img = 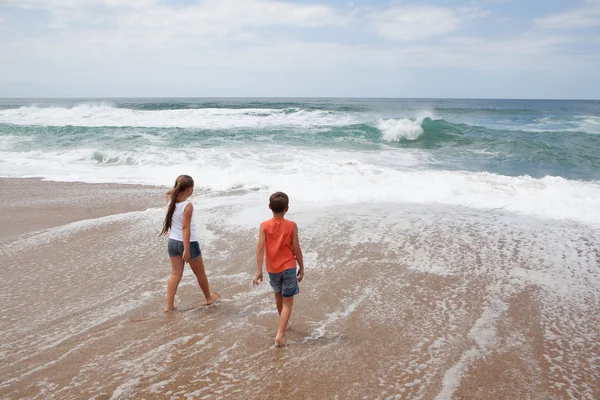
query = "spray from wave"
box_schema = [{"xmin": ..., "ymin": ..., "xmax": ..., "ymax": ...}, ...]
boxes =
[{"xmin": 377, "ymin": 112, "xmax": 436, "ymax": 141}]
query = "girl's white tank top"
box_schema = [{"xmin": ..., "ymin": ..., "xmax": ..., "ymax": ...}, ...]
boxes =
[{"xmin": 169, "ymin": 200, "xmax": 198, "ymax": 242}]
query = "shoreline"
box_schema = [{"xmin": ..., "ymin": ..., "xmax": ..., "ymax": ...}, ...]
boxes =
[{"xmin": 0, "ymin": 177, "xmax": 166, "ymax": 239}]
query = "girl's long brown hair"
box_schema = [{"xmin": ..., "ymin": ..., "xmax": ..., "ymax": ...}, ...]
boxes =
[{"xmin": 161, "ymin": 175, "xmax": 194, "ymax": 236}]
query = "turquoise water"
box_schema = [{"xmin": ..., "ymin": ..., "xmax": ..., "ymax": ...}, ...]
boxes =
[
  {"xmin": 0, "ymin": 98, "xmax": 599, "ymax": 224},
  {"xmin": 1, "ymin": 98, "xmax": 598, "ymax": 179}
]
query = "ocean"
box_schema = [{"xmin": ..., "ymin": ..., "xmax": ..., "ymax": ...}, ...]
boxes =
[
  {"xmin": 1, "ymin": 98, "xmax": 599, "ymax": 399},
  {"xmin": 1, "ymin": 98, "xmax": 599, "ymax": 224}
]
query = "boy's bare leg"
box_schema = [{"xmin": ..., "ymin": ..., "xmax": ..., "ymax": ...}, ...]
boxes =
[
  {"xmin": 274, "ymin": 293, "xmax": 283, "ymax": 315},
  {"xmin": 275, "ymin": 296, "xmax": 293, "ymax": 346},
  {"xmin": 165, "ymin": 257, "xmax": 184, "ymax": 311},
  {"xmin": 189, "ymin": 256, "xmax": 219, "ymax": 305}
]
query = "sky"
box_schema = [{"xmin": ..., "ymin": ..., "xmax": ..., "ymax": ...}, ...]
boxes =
[{"xmin": 0, "ymin": 0, "xmax": 599, "ymax": 99}]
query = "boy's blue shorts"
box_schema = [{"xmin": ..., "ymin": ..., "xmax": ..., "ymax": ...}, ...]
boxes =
[{"xmin": 268, "ymin": 268, "xmax": 299, "ymax": 298}]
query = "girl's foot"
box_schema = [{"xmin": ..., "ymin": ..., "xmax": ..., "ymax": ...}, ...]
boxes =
[
  {"xmin": 164, "ymin": 306, "xmax": 177, "ymax": 312},
  {"xmin": 274, "ymin": 336, "xmax": 285, "ymax": 347},
  {"xmin": 205, "ymin": 292, "xmax": 220, "ymax": 306}
]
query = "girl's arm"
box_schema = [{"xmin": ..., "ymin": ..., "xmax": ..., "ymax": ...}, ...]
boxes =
[{"xmin": 181, "ymin": 203, "xmax": 193, "ymax": 261}]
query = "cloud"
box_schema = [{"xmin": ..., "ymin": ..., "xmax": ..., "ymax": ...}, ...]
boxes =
[
  {"xmin": 9, "ymin": 0, "xmax": 162, "ymax": 9},
  {"xmin": 369, "ymin": 5, "xmax": 461, "ymax": 41},
  {"xmin": 534, "ymin": 1, "xmax": 600, "ymax": 30},
  {"xmin": 1, "ymin": 0, "xmax": 599, "ymax": 98},
  {"xmin": 456, "ymin": 4, "xmax": 491, "ymax": 20},
  {"xmin": 11, "ymin": 0, "xmax": 345, "ymax": 33},
  {"xmin": 0, "ymin": 1, "xmax": 589, "ymax": 72}
]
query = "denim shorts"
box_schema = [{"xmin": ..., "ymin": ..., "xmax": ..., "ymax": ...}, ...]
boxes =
[
  {"xmin": 268, "ymin": 268, "xmax": 299, "ymax": 298},
  {"xmin": 168, "ymin": 239, "xmax": 202, "ymax": 261}
]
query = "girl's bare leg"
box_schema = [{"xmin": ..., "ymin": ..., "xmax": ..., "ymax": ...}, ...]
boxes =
[
  {"xmin": 165, "ymin": 256, "xmax": 184, "ymax": 311},
  {"xmin": 189, "ymin": 256, "xmax": 219, "ymax": 305}
]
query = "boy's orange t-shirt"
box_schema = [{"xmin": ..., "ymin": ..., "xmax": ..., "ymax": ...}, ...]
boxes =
[{"xmin": 263, "ymin": 218, "xmax": 297, "ymax": 274}]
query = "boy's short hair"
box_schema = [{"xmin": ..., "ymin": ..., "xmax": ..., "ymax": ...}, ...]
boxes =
[{"xmin": 269, "ymin": 192, "xmax": 289, "ymax": 213}]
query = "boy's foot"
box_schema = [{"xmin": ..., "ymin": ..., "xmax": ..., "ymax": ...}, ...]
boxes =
[
  {"xmin": 164, "ymin": 306, "xmax": 177, "ymax": 312},
  {"xmin": 205, "ymin": 292, "xmax": 220, "ymax": 306}
]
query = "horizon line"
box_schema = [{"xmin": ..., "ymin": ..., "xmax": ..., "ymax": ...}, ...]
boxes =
[{"xmin": 1, "ymin": 96, "xmax": 599, "ymax": 101}]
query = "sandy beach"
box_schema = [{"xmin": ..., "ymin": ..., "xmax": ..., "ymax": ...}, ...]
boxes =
[{"xmin": 1, "ymin": 178, "xmax": 599, "ymax": 399}]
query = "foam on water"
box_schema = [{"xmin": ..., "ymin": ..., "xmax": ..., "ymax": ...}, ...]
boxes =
[
  {"xmin": 435, "ymin": 281, "xmax": 513, "ymax": 400},
  {"xmin": 579, "ymin": 116, "xmax": 600, "ymax": 133},
  {"xmin": 495, "ymin": 115, "xmax": 600, "ymax": 134},
  {"xmin": 0, "ymin": 104, "xmax": 358, "ymax": 129},
  {"xmin": 1, "ymin": 142, "xmax": 599, "ymax": 226},
  {"xmin": 306, "ymin": 287, "xmax": 373, "ymax": 342},
  {"xmin": 108, "ymin": 334, "xmax": 201, "ymax": 400},
  {"xmin": 302, "ymin": 206, "xmax": 600, "ymax": 399},
  {"xmin": 0, "ymin": 135, "xmax": 33, "ymax": 150}
]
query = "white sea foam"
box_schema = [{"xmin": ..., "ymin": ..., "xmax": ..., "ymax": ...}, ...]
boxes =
[
  {"xmin": 499, "ymin": 115, "xmax": 600, "ymax": 134},
  {"xmin": 579, "ymin": 115, "xmax": 600, "ymax": 133},
  {"xmin": 0, "ymin": 104, "xmax": 358, "ymax": 129},
  {"xmin": 0, "ymin": 135, "xmax": 33, "ymax": 150},
  {"xmin": 1, "ymin": 144, "xmax": 599, "ymax": 226}
]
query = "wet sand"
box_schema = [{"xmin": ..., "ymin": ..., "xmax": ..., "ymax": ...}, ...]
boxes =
[
  {"xmin": 0, "ymin": 178, "xmax": 165, "ymax": 239},
  {"xmin": 1, "ymin": 178, "xmax": 599, "ymax": 399}
]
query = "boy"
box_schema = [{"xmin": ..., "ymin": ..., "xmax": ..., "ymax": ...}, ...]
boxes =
[{"xmin": 253, "ymin": 192, "xmax": 304, "ymax": 346}]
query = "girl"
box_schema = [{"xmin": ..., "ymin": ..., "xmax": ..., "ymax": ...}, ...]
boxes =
[{"xmin": 161, "ymin": 175, "xmax": 219, "ymax": 311}]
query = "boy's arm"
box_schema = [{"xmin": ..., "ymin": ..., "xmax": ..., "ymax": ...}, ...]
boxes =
[
  {"xmin": 292, "ymin": 223, "xmax": 304, "ymax": 282},
  {"xmin": 181, "ymin": 203, "xmax": 193, "ymax": 262},
  {"xmin": 166, "ymin": 188, "xmax": 174, "ymax": 202},
  {"xmin": 253, "ymin": 223, "xmax": 266, "ymax": 285}
]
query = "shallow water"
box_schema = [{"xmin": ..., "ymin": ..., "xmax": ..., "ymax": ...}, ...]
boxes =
[{"xmin": 1, "ymin": 188, "xmax": 598, "ymax": 399}]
